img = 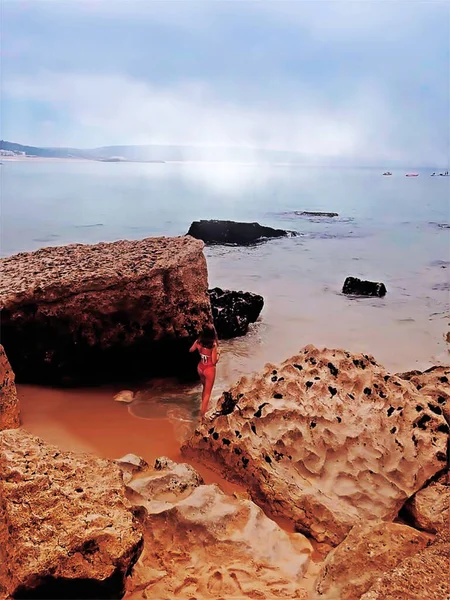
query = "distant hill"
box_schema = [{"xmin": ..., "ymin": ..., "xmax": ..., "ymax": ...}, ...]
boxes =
[
  {"xmin": 2, "ymin": 139, "xmax": 443, "ymax": 168},
  {"xmin": 0, "ymin": 139, "xmax": 312, "ymax": 163}
]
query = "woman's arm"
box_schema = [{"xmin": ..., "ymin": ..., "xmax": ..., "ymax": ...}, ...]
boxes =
[
  {"xmin": 189, "ymin": 340, "xmax": 199, "ymax": 353},
  {"xmin": 212, "ymin": 344, "xmax": 219, "ymax": 365}
]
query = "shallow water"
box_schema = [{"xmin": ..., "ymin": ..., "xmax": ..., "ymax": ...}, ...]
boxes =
[{"xmin": 3, "ymin": 160, "xmax": 449, "ymax": 443}]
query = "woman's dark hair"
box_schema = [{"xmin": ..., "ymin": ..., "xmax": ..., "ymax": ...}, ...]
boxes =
[{"xmin": 198, "ymin": 324, "xmax": 217, "ymax": 349}]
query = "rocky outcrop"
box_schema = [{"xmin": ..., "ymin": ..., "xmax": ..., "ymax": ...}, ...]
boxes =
[
  {"xmin": 182, "ymin": 345, "xmax": 449, "ymax": 545},
  {"xmin": 0, "ymin": 429, "xmax": 143, "ymax": 599},
  {"xmin": 0, "ymin": 236, "xmax": 212, "ymax": 385},
  {"xmin": 123, "ymin": 456, "xmax": 312, "ymax": 599},
  {"xmin": 403, "ymin": 475, "xmax": 450, "ymax": 534},
  {"xmin": 313, "ymin": 521, "xmax": 431, "ymax": 600},
  {"xmin": 0, "ymin": 346, "xmax": 20, "ymax": 430},
  {"xmin": 124, "ymin": 456, "xmax": 204, "ymax": 511},
  {"xmin": 187, "ymin": 220, "xmax": 294, "ymax": 245},
  {"xmin": 360, "ymin": 526, "xmax": 450, "ymax": 600},
  {"xmin": 209, "ymin": 287, "xmax": 264, "ymax": 338},
  {"xmin": 115, "ymin": 453, "xmax": 149, "ymax": 484},
  {"xmin": 342, "ymin": 276, "xmax": 387, "ymax": 297}
]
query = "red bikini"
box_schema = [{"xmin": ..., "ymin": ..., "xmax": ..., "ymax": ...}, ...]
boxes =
[{"xmin": 198, "ymin": 346, "xmax": 215, "ymax": 375}]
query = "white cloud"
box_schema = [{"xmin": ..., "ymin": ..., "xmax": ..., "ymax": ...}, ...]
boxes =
[{"xmin": 7, "ymin": 70, "xmax": 443, "ymax": 166}]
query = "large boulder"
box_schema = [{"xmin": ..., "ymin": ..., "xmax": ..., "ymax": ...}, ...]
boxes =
[
  {"xmin": 209, "ymin": 287, "xmax": 264, "ymax": 338},
  {"xmin": 342, "ymin": 276, "xmax": 387, "ymax": 297},
  {"xmin": 187, "ymin": 219, "xmax": 294, "ymax": 245},
  {"xmin": 0, "ymin": 236, "xmax": 212, "ymax": 385},
  {"xmin": 313, "ymin": 521, "xmax": 431, "ymax": 600},
  {"xmin": 0, "ymin": 429, "xmax": 143, "ymax": 599},
  {"xmin": 360, "ymin": 526, "xmax": 450, "ymax": 600},
  {"xmin": 124, "ymin": 457, "xmax": 312, "ymax": 599},
  {"xmin": 182, "ymin": 345, "xmax": 449, "ymax": 545},
  {"xmin": 403, "ymin": 476, "xmax": 450, "ymax": 534},
  {"xmin": 0, "ymin": 345, "xmax": 20, "ymax": 430}
]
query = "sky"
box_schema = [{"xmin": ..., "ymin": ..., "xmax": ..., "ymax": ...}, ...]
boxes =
[{"xmin": 2, "ymin": 0, "xmax": 450, "ymax": 166}]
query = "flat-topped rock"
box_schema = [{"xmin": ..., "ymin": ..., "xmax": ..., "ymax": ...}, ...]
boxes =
[
  {"xmin": 0, "ymin": 236, "xmax": 212, "ymax": 384},
  {"xmin": 182, "ymin": 345, "xmax": 448, "ymax": 545},
  {"xmin": 187, "ymin": 220, "xmax": 294, "ymax": 245},
  {"xmin": 0, "ymin": 345, "xmax": 20, "ymax": 430},
  {"xmin": 296, "ymin": 211, "xmax": 339, "ymax": 217},
  {"xmin": 0, "ymin": 429, "xmax": 143, "ymax": 599}
]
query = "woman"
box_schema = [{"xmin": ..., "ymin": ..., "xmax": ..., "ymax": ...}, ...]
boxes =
[{"xmin": 189, "ymin": 325, "xmax": 219, "ymax": 416}]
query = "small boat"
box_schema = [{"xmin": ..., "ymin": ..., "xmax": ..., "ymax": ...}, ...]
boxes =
[
  {"xmin": 431, "ymin": 172, "xmax": 436, "ymax": 176},
  {"xmin": 382, "ymin": 172, "xmax": 392, "ymax": 176},
  {"xmin": 439, "ymin": 171, "xmax": 449, "ymax": 176},
  {"xmin": 405, "ymin": 173, "xmax": 419, "ymax": 177}
]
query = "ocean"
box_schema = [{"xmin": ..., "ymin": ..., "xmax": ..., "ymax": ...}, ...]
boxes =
[{"xmin": 2, "ymin": 160, "xmax": 449, "ymax": 428}]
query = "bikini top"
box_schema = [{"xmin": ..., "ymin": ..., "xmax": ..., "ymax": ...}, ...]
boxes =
[{"xmin": 199, "ymin": 345, "xmax": 214, "ymax": 364}]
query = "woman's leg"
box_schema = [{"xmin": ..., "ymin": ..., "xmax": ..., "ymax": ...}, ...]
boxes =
[{"xmin": 200, "ymin": 367, "xmax": 216, "ymax": 416}]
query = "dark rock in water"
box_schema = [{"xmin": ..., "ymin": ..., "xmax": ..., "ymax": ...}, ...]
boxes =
[
  {"xmin": 209, "ymin": 288, "xmax": 264, "ymax": 338},
  {"xmin": 430, "ymin": 222, "xmax": 450, "ymax": 229},
  {"xmin": 0, "ymin": 237, "xmax": 212, "ymax": 385},
  {"xmin": 295, "ymin": 211, "xmax": 339, "ymax": 217},
  {"xmin": 187, "ymin": 220, "xmax": 294, "ymax": 245},
  {"xmin": 342, "ymin": 277, "xmax": 387, "ymax": 297}
]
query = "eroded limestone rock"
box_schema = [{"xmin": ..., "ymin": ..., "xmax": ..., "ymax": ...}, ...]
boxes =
[
  {"xmin": 124, "ymin": 457, "xmax": 312, "ymax": 599},
  {"xmin": 125, "ymin": 456, "xmax": 204, "ymax": 510},
  {"xmin": 313, "ymin": 521, "xmax": 431, "ymax": 600},
  {"xmin": 0, "ymin": 236, "xmax": 211, "ymax": 384},
  {"xmin": 0, "ymin": 345, "xmax": 20, "ymax": 430},
  {"xmin": 182, "ymin": 345, "xmax": 449, "ymax": 545},
  {"xmin": 127, "ymin": 483, "xmax": 312, "ymax": 599},
  {"xmin": 115, "ymin": 453, "xmax": 149, "ymax": 484},
  {"xmin": 404, "ymin": 477, "xmax": 450, "ymax": 534},
  {"xmin": 0, "ymin": 430, "xmax": 142, "ymax": 599},
  {"xmin": 360, "ymin": 526, "xmax": 450, "ymax": 600}
]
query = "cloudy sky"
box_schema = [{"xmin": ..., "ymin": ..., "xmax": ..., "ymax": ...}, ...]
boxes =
[{"xmin": 2, "ymin": 0, "xmax": 449, "ymax": 165}]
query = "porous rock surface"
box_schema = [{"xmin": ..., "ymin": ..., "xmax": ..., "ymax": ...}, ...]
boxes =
[
  {"xmin": 403, "ymin": 473, "xmax": 450, "ymax": 534},
  {"xmin": 0, "ymin": 236, "xmax": 211, "ymax": 384},
  {"xmin": 124, "ymin": 456, "xmax": 204, "ymax": 511},
  {"xmin": 0, "ymin": 429, "xmax": 143, "ymax": 599},
  {"xmin": 209, "ymin": 287, "xmax": 264, "ymax": 338},
  {"xmin": 313, "ymin": 521, "xmax": 431, "ymax": 600},
  {"xmin": 182, "ymin": 345, "xmax": 449, "ymax": 545},
  {"xmin": 187, "ymin": 219, "xmax": 294, "ymax": 245},
  {"xmin": 124, "ymin": 456, "xmax": 312, "ymax": 599},
  {"xmin": 360, "ymin": 525, "xmax": 450, "ymax": 600},
  {"xmin": 0, "ymin": 345, "xmax": 20, "ymax": 430}
]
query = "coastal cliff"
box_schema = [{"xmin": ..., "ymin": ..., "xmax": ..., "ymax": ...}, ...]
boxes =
[{"xmin": 0, "ymin": 236, "xmax": 212, "ymax": 385}]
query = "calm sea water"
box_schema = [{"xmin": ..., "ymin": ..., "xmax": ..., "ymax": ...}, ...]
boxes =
[{"xmin": 2, "ymin": 160, "xmax": 449, "ymax": 421}]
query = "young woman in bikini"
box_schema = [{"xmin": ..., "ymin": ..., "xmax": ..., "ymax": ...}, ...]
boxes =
[{"xmin": 189, "ymin": 325, "xmax": 219, "ymax": 416}]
